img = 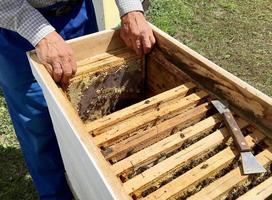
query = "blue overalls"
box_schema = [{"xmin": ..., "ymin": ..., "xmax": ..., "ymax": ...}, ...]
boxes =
[{"xmin": 0, "ymin": 1, "xmax": 98, "ymax": 199}]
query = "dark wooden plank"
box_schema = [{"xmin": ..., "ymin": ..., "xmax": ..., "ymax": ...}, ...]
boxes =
[{"xmin": 151, "ymin": 25, "xmax": 272, "ymax": 138}]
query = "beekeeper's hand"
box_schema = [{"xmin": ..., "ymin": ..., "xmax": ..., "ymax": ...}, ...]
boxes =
[
  {"xmin": 35, "ymin": 31, "xmax": 77, "ymax": 85},
  {"xmin": 120, "ymin": 11, "xmax": 156, "ymax": 56}
]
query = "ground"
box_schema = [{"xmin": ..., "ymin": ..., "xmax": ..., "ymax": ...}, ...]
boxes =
[{"xmin": 0, "ymin": 0, "xmax": 271, "ymax": 199}]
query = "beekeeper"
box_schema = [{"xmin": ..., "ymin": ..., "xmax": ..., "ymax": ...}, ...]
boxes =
[{"xmin": 0, "ymin": 0, "xmax": 155, "ymax": 199}]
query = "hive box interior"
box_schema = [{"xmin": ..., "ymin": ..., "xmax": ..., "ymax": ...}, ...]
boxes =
[
  {"xmin": 65, "ymin": 48, "xmax": 145, "ymax": 122},
  {"xmin": 61, "ymin": 39, "xmax": 272, "ymax": 200},
  {"xmin": 64, "ymin": 45, "xmax": 190, "ymax": 124}
]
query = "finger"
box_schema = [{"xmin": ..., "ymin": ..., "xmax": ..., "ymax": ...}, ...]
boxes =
[
  {"xmin": 132, "ymin": 38, "xmax": 143, "ymax": 56},
  {"xmin": 67, "ymin": 48, "xmax": 77, "ymax": 76},
  {"xmin": 150, "ymin": 34, "xmax": 156, "ymax": 47},
  {"xmin": 44, "ymin": 63, "xmax": 53, "ymax": 77},
  {"xmin": 120, "ymin": 29, "xmax": 133, "ymax": 49},
  {"xmin": 129, "ymin": 25, "xmax": 143, "ymax": 55},
  {"xmin": 52, "ymin": 62, "xmax": 63, "ymax": 83},
  {"xmin": 124, "ymin": 36, "xmax": 134, "ymax": 49},
  {"xmin": 70, "ymin": 56, "xmax": 77, "ymax": 76},
  {"xmin": 141, "ymin": 34, "xmax": 152, "ymax": 54},
  {"xmin": 61, "ymin": 57, "xmax": 73, "ymax": 85},
  {"xmin": 136, "ymin": 39, "xmax": 143, "ymax": 56},
  {"xmin": 127, "ymin": 38, "xmax": 134, "ymax": 50}
]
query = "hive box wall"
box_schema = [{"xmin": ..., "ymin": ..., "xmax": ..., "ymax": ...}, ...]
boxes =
[
  {"xmin": 27, "ymin": 25, "xmax": 272, "ymax": 200},
  {"xmin": 150, "ymin": 24, "xmax": 272, "ymax": 137},
  {"xmin": 27, "ymin": 30, "xmax": 132, "ymax": 200}
]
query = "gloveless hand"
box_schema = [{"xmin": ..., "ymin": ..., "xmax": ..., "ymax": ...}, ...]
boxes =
[
  {"xmin": 35, "ymin": 31, "xmax": 77, "ymax": 85},
  {"xmin": 120, "ymin": 11, "xmax": 156, "ymax": 56}
]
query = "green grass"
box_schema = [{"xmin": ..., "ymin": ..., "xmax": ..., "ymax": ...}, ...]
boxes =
[
  {"xmin": 0, "ymin": 1, "xmax": 271, "ymax": 199},
  {"xmin": 147, "ymin": 0, "xmax": 272, "ymax": 96}
]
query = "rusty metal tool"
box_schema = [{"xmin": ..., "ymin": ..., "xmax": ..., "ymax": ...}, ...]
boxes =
[{"xmin": 211, "ymin": 100, "xmax": 266, "ymax": 175}]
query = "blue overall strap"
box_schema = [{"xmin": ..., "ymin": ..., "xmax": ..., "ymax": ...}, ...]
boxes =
[{"xmin": 0, "ymin": 0, "xmax": 97, "ymax": 199}]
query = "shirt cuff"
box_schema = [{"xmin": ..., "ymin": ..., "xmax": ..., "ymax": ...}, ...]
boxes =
[
  {"xmin": 16, "ymin": 7, "xmax": 55, "ymax": 47},
  {"xmin": 28, "ymin": 25, "xmax": 55, "ymax": 47},
  {"xmin": 115, "ymin": 0, "xmax": 144, "ymax": 17}
]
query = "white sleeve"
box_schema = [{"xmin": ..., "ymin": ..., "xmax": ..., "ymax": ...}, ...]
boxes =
[{"xmin": 115, "ymin": 0, "xmax": 144, "ymax": 16}]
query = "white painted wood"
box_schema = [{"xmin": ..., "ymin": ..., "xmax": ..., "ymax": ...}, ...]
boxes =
[
  {"xmin": 47, "ymin": 103, "xmax": 114, "ymax": 200},
  {"xmin": 29, "ymin": 65, "xmax": 114, "ymax": 200},
  {"xmin": 27, "ymin": 49, "xmax": 131, "ymax": 200}
]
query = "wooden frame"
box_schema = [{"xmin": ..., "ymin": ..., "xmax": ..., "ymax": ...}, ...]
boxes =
[
  {"xmin": 27, "ymin": 25, "xmax": 272, "ymax": 200},
  {"xmin": 149, "ymin": 24, "xmax": 272, "ymax": 136},
  {"xmin": 27, "ymin": 30, "xmax": 130, "ymax": 200}
]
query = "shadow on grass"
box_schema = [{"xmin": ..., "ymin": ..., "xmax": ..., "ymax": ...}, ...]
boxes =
[{"xmin": 0, "ymin": 145, "xmax": 38, "ymax": 200}]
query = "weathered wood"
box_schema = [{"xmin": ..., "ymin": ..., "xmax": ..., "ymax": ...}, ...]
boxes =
[
  {"xmin": 237, "ymin": 176, "xmax": 272, "ymax": 200},
  {"xmin": 123, "ymin": 119, "xmax": 248, "ymax": 195},
  {"xmin": 75, "ymin": 48, "xmax": 139, "ymax": 76},
  {"xmin": 111, "ymin": 113, "xmax": 222, "ymax": 177},
  {"xmin": 68, "ymin": 29, "xmax": 125, "ymax": 61},
  {"xmin": 86, "ymin": 82, "xmax": 196, "ymax": 134},
  {"xmin": 150, "ymin": 24, "xmax": 272, "ymax": 137},
  {"xmin": 104, "ymin": 103, "xmax": 211, "ymax": 162},
  {"xmin": 94, "ymin": 90, "xmax": 209, "ymax": 147},
  {"xmin": 143, "ymin": 131, "xmax": 265, "ymax": 200},
  {"xmin": 146, "ymin": 48, "xmax": 191, "ymax": 95},
  {"xmin": 222, "ymin": 111, "xmax": 252, "ymax": 152},
  {"xmin": 188, "ymin": 147, "xmax": 272, "ymax": 200}
]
